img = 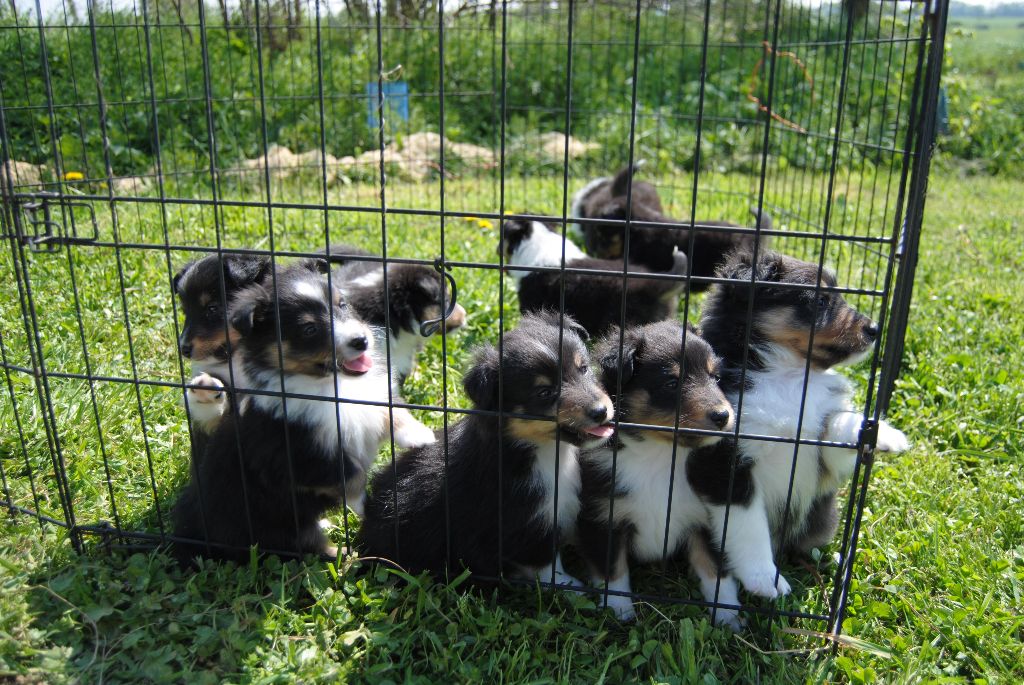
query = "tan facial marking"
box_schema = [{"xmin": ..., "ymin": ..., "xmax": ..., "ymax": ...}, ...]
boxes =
[
  {"xmin": 506, "ymin": 416, "xmax": 557, "ymax": 444},
  {"xmin": 444, "ymin": 303, "xmax": 467, "ymax": 331}
]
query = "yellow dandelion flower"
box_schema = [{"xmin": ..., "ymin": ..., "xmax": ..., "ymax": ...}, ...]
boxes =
[
  {"xmin": 477, "ymin": 219, "xmax": 493, "ymax": 229},
  {"xmin": 64, "ymin": 171, "xmax": 84, "ymax": 181},
  {"xmin": 462, "ymin": 216, "xmax": 477, "ymax": 222}
]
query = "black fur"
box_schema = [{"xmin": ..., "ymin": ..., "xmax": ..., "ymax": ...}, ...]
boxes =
[
  {"xmin": 171, "ymin": 402, "xmax": 356, "ymax": 564},
  {"xmin": 357, "ymin": 312, "xmax": 614, "ymax": 580},
  {"xmin": 574, "ymin": 166, "xmax": 768, "ymax": 290},
  {"xmin": 503, "ymin": 219, "xmax": 689, "ymax": 338}
]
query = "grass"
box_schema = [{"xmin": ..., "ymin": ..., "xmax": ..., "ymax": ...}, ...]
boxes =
[{"xmin": 1, "ymin": 168, "xmax": 1022, "ymax": 683}]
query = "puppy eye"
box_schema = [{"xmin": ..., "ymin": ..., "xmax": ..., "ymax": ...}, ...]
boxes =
[
  {"xmin": 711, "ymin": 374, "xmax": 722, "ymax": 383},
  {"xmin": 816, "ymin": 294, "xmax": 830, "ymax": 311},
  {"xmin": 664, "ymin": 378, "xmax": 679, "ymax": 390},
  {"xmin": 301, "ymin": 323, "xmax": 318, "ymax": 338},
  {"xmin": 578, "ymin": 363, "xmax": 589, "ymax": 374},
  {"xmin": 535, "ymin": 386, "xmax": 557, "ymax": 400},
  {"xmin": 205, "ymin": 304, "xmax": 220, "ymax": 318}
]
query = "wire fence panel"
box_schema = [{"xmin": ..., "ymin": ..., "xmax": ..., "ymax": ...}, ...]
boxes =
[{"xmin": 0, "ymin": 0, "xmax": 947, "ymax": 635}]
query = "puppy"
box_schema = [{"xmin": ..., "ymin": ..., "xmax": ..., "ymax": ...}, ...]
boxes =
[
  {"xmin": 501, "ymin": 218, "xmax": 689, "ymax": 337},
  {"xmin": 326, "ymin": 244, "xmax": 467, "ymax": 384},
  {"xmin": 175, "ymin": 250, "xmax": 437, "ymax": 452},
  {"xmin": 172, "ymin": 260, "xmax": 439, "ymax": 563},
  {"xmin": 571, "ymin": 165, "xmax": 767, "ymax": 290},
  {"xmin": 576, "ymin": 321, "xmax": 743, "ymax": 628},
  {"xmin": 690, "ymin": 249, "xmax": 909, "ymax": 598},
  {"xmin": 358, "ymin": 312, "xmax": 616, "ymax": 585},
  {"xmin": 173, "ymin": 253, "xmax": 271, "ymax": 448}
]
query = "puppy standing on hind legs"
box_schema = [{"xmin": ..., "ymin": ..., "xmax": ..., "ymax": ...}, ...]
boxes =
[
  {"xmin": 691, "ymin": 249, "xmax": 910, "ymax": 599},
  {"xmin": 172, "ymin": 261, "xmax": 419, "ymax": 563},
  {"xmin": 173, "ymin": 253, "xmax": 272, "ymax": 457}
]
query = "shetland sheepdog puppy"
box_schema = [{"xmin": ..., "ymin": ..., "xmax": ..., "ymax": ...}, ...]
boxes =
[
  {"xmin": 501, "ymin": 217, "xmax": 689, "ymax": 337},
  {"xmin": 172, "ymin": 260, "xmax": 432, "ymax": 563},
  {"xmin": 173, "ymin": 253, "xmax": 270, "ymax": 442},
  {"xmin": 571, "ymin": 165, "xmax": 767, "ymax": 290},
  {"xmin": 358, "ymin": 312, "xmax": 616, "ymax": 586},
  {"xmin": 326, "ymin": 244, "xmax": 467, "ymax": 385},
  {"xmin": 690, "ymin": 249, "xmax": 909, "ymax": 598},
  {"xmin": 576, "ymin": 321, "xmax": 743, "ymax": 628}
]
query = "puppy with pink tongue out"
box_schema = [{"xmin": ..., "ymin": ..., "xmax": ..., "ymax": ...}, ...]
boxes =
[{"xmin": 172, "ymin": 260, "xmax": 436, "ymax": 565}]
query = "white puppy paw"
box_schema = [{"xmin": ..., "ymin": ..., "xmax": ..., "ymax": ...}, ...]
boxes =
[
  {"xmin": 187, "ymin": 373, "xmax": 226, "ymax": 430},
  {"xmin": 604, "ymin": 593, "xmax": 637, "ymax": 621},
  {"xmin": 710, "ymin": 608, "xmax": 745, "ymax": 632},
  {"xmin": 737, "ymin": 566, "xmax": 790, "ymax": 599},
  {"xmin": 875, "ymin": 421, "xmax": 910, "ymax": 453},
  {"xmin": 394, "ymin": 420, "xmax": 436, "ymax": 449}
]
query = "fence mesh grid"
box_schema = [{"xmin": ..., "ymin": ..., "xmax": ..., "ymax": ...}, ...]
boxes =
[{"xmin": 0, "ymin": 0, "xmax": 946, "ymax": 633}]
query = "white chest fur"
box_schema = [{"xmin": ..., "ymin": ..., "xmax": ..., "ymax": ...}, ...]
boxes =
[
  {"xmin": 591, "ymin": 436, "xmax": 705, "ymax": 562},
  {"xmin": 530, "ymin": 440, "xmax": 582, "ymax": 535},
  {"xmin": 734, "ymin": 358, "xmax": 858, "ymax": 529},
  {"xmin": 250, "ymin": 367, "xmax": 389, "ymax": 471},
  {"xmin": 379, "ymin": 325, "xmax": 423, "ymax": 381}
]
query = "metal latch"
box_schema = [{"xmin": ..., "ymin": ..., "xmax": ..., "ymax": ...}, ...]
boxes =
[{"xmin": 14, "ymin": 192, "xmax": 99, "ymax": 252}]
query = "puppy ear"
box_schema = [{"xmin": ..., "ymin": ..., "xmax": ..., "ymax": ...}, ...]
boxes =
[
  {"xmin": 499, "ymin": 218, "xmax": 533, "ymax": 258},
  {"xmin": 224, "ymin": 255, "xmax": 271, "ymax": 287},
  {"xmin": 599, "ymin": 328, "xmax": 641, "ymax": 388},
  {"xmin": 172, "ymin": 262, "xmax": 192, "ymax": 294},
  {"xmin": 463, "ymin": 345, "xmax": 500, "ymax": 411},
  {"xmin": 229, "ymin": 287, "xmax": 268, "ymax": 337},
  {"xmin": 562, "ymin": 315, "xmax": 590, "ymax": 344},
  {"xmin": 296, "ymin": 257, "xmax": 330, "ymax": 275}
]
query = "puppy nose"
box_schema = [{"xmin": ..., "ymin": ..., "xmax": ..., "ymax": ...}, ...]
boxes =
[
  {"xmin": 863, "ymin": 322, "xmax": 879, "ymax": 340},
  {"xmin": 179, "ymin": 341, "xmax": 193, "ymax": 358},
  {"xmin": 587, "ymin": 405, "xmax": 608, "ymax": 423},
  {"xmin": 708, "ymin": 408, "xmax": 731, "ymax": 429},
  {"xmin": 348, "ymin": 335, "xmax": 368, "ymax": 352}
]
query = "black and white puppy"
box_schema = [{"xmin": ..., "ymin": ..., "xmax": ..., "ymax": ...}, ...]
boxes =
[
  {"xmin": 691, "ymin": 250, "xmax": 909, "ymax": 598},
  {"xmin": 172, "ymin": 260, "xmax": 397, "ymax": 563},
  {"xmin": 326, "ymin": 244, "xmax": 467, "ymax": 384},
  {"xmin": 358, "ymin": 312, "xmax": 616, "ymax": 585},
  {"xmin": 173, "ymin": 254, "xmax": 271, "ymax": 443},
  {"xmin": 576, "ymin": 321, "xmax": 743, "ymax": 628},
  {"xmin": 501, "ymin": 218, "xmax": 689, "ymax": 337},
  {"xmin": 175, "ymin": 251, "xmax": 438, "ymax": 452},
  {"xmin": 570, "ymin": 165, "xmax": 767, "ymax": 289}
]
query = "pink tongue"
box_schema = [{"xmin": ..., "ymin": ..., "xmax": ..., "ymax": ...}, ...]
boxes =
[
  {"xmin": 343, "ymin": 353, "xmax": 374, "ymax": 374},
  {"xmin": 584, "ymin": 424, "xmax": 615, "ymax": 439}
]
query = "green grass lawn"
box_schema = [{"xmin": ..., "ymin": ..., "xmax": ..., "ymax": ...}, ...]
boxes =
[{"xmin": 1, "ymin": 168, "xmax": 1022, "ymax": 683}]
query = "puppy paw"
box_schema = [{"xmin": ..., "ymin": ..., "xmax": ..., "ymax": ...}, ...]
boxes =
[
  {"xmin": 187, "ymin": 373, "xmax": 226, "ymax": 430},
  {"xmin": 394, "ymin": 420, "xmax": 436, "ymax": 449},
  {"xmin": 875, "ymin": 421, "xmax": 910, "ymax": 453},
  {"xmin": 710, "ymin": 608, "xmax": 745, "ymax": 632},
  {"xmin": 604, "ymin": 593, "xmax": 637, "ymax": 621},
  {"xmin": 737, "ymin": 566, "xmax": 790, "ymax": 599}
]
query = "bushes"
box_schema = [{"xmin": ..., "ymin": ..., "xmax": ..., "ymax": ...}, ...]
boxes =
[{"xmin": 1, "ymin": 2, "xmax": 991, "ymax": 183}]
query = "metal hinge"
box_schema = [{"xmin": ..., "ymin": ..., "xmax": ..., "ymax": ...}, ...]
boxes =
[{"xmin": 13, "ymin": 192, "xmax": 99, "ymax": 252}]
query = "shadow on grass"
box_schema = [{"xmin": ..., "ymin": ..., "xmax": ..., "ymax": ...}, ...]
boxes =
[{"xmin": 9, "ymin": 503, "xmax": 841, "ymax": 683}]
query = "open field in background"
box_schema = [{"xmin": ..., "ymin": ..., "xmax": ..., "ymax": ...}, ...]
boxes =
[
  {"xmin": 937, "ymin": 16, "xmax": 1024, "ymax": 175},
  {"xmin": 0, "ymin": 169, "xmax": 1022, "ymax": 683}
]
